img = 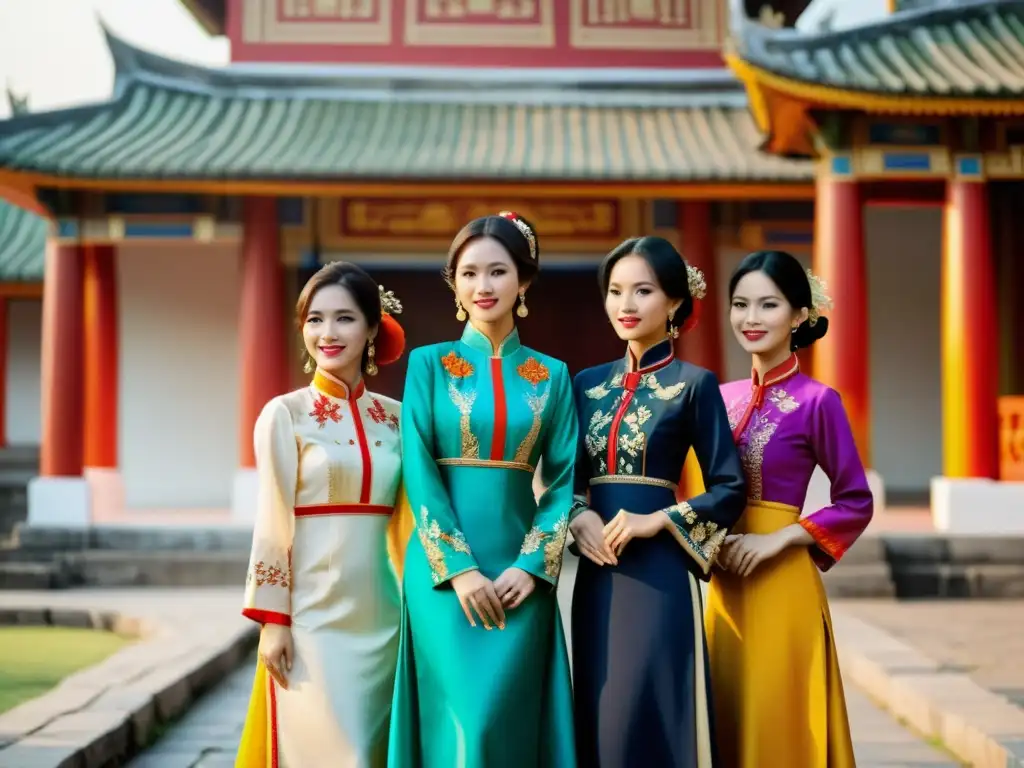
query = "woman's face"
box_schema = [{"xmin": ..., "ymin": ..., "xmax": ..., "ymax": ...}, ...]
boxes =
[
  {"xmin": 302, "ymin": 283, "xmax": 374, "ymax": 379},
  {"xmin": 453, "ymin": 237, "xmax": 521, "ymax": 325},
  {"xmin": 729, "ymin": 270, "xmax": 807, "ymax": 358},
  {"xmin": 604, "ymin": 254, "xmax": 680, "ymax": 346}
]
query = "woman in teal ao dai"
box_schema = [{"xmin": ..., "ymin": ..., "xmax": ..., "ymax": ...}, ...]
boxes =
[{"xmin": 388, "ymin": 213, "xmax": 576, "ymax": 767}]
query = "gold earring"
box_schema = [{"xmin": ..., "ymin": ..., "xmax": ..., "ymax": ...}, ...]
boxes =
[
  {"xmin": 303, "ymin": 355, "xmax": 314, "ymax": 374},
  {"xmin": 366, "ymin": 341, "xmax": 378, "ymax": 376},
  {"xmin": 516, "ymin": 291, "xmax": 529, "ymax": 318},
  {"xmin": 667, "ymin": 308, "xmax": 679, "ymax": 339},
  {"xmin": 455, "ymin": 298, "xmax": 467, "ymax": 322}
]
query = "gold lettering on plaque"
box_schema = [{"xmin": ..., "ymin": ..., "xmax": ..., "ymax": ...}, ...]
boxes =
[{"xmin": 589, "ymin": 0, "xmax": 688, "ymax": 25}]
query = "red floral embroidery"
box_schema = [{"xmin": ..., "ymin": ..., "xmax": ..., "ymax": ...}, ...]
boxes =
[
  {"xmin": 442, "ymin": 351, "xmax": 474, "ymax": 378},
  {"xmin": 368, "ymin": 399, "xmax": 400, "ymax": 432},
  {"xmin": 251, "ymin": 560, "xmax": 290, "ymax": 588},
  {"xmin": 309, "ymin": 394, "xmax": 341, "ymax": 428},
  {"xmin": 517, "ymin": 357, "xmax": 550, "ymax": 386},
  {"xmin": 388, "ymin": 414, "xmax": 399, "ymax": 431}
]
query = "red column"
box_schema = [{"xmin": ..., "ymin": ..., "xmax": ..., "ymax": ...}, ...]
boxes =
[
  {"xmin": 83, "ymin": 245, "xmax": 118, "ymax": 468},
  {"xmin": 40, "ymin": 243, "xmax": 85, "ymax": 476},
  {"xmin": 0, "ymin": 297, "xmax": 6, "ymax": 448},
  {"xmin": 813, "ymin": 174, "xmax": 871, "ymax": 464},
  {"xmin": 675, "ymin": 201, "xmax": 723, "ymax": 377},
  {"xmin": 942, "ymin": 179, "xmax": 999, "ymax": 478},
  {"xmin": 239, "ymin": 198, "xmax": 288, "ymax": 469}
]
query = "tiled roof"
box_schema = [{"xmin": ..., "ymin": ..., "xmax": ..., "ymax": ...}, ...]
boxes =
[
  {"xmin": 0, "ymin": 31, "xmax": 810, "ymax": 183},
  {"xmin": 0, "ymin": 202, "xmax": 46, "ymax": 281},
  {"xmin": 730, "ymin": 0, "xmax": 1024, "ymax": 97}
]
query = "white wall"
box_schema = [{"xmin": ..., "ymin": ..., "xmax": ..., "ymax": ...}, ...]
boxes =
[
  {"xmin": 5, "ymin": 299, "xmax": 42, "ymax": 445},
  {"xmin": 118, "ymin": 242, "xmax": 240, "ymax": 509}
]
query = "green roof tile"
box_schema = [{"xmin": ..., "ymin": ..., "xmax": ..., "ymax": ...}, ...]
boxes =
[
  {"xmin": 0, "ymin": 202, "xmax": 46, "ymax": 281},
  {"xmin": 732, "ymin": 0, "xmax": 1024, "ymax": 97},
  {"xmin": 0, "ymin": 32, "xmax": 811, "ymax": 184}
]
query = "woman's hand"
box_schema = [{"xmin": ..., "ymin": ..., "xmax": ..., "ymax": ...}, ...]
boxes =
[
  {"xmin": 570, "ymin": 510, "xmax": 618, "ymax": 566},
  {"xmin": 451, "ymin": 570, "xmax": 506, "ymax": 630},
  {"xmin": 720, "ymin": 531, "xmax": 788, "ymax": 577},
  {"xmin": 259, "ymin": 623, "xmax": 294, "ymax": 689},
  {"xmin": 603, "ymin": 509, "xmax": 667, "ymax": 556},
  {"xmin": 494, "ymin": 567, "xmax": 536, "ymax": 609}
]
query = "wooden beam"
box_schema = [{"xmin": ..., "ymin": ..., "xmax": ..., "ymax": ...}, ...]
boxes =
[{"xmin": 0, "ymin": 282, "xmax": 43, "ymax": 298}]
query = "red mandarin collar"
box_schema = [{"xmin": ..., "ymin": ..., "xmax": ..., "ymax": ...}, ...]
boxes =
[
  {"xmin": 732, "ymin": 354, "xmax": 800, "ymax": 440},
  {"xmin": 313, "ymin": 370, "xmax": 365, "ymax": 401}
]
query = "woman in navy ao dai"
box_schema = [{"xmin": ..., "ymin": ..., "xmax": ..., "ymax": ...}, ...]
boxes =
[{"xmin": 568, "ymin": 238, "xmax": 746, "ymax": 768}]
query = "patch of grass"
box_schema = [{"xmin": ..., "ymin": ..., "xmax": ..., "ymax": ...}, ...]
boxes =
[{"xmin": 0, "ymin": 626, "xmax": 131, "ymax": 714}]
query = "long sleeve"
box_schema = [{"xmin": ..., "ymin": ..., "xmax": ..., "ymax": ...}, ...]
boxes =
[
  {"xmin": 800, "ymin": 388, "xmax": 874, "ymax": 571},
  {"xmin": 401, "ymin": 347, "xmax": 479, "ymax": 586},
  {"xmin": 242, "ymin": 398, "xmax": 297, "ymax": 626},
  {"xmin": 661, "ymin": 369, "xmax": 747, "ymax": 576},
  {"xmin": 514, "ymin": 362, "xmax": 577, "ymax": 586},
  {"xmin": 569, "ymin": 373, "xmax": 591, "ymax": 521}
]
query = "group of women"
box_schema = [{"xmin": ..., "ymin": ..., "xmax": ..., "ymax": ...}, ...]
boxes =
[{"xmin": 235, "ymin": 211, "xmax": 874, "ymax": 768}]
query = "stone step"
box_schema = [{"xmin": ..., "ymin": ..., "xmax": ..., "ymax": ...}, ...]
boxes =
[
  {"xmin": 891, "ymin": 562, "xmax": 1024, "ymax": 598},
  {"xmin": 15, "ymin": 524, "xmax": 253, "ymax": 553},
  {"xmin": 823, "ymin": 563, "xmax": 895, "ymax": 598},
  {"xmin": 838, "ymin": 535, "xmax": 887, "ymax": 566},
  {"xmin": 0, "ymin": 561, "xmax": 70, "ymax": 590},
  {"xmin": 884, "ymin": 534, "xmax": 1024, "ymax": 565},
  {"xmin": 61, "ymin": 550, "xmax": 249, "ymax": 588}
]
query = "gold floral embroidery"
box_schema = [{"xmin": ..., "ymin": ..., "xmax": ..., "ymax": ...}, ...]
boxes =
[
  {"xmin": 521, "ymin": 526, "xmax": 545, "ymax": 555},
  {"xmin": 644, "ymin": 375, "xmax": 687, "ymax": 401},
  {"xmin": 665, "ymin": 502, "xmax": 727, "ymax": 572},
  {"xmin": 447, "ymin": 381, "xmax": 480, "ymax": 459},
  {"xmin": 513, "ymin": 393, "xmax": 548, "ymax": 464},
  {"xmin": 585, "ymin": 382, "xmax": 610, "ymax": 400},
  {"xmin": 417, "ymin": 506, "xmax": 472, "ymax": 584},
  {"xmin": 769, "ymin": 387, "xmax": 800, "ymax": 414},
  {"xmin": 586, "ymin": 408, "xmax": 614, "ymax": 458},
  {"xmin": 250, "ymin": 559, "xmax": 290, "ymax": 588},
  {"xmin": 726, "ymin": 394, "xmax": 750, "ymax": 431},
  {"xmin": 518, "ymin": 513, "xmax": 569, "ymax": 580},
  {"xmin": 441, "ymin": 350, "xmax": 474, "ymax": 378},
  {"xmin": 517, "ymin": 357, "xmax": 550, "ymax": 386},
  {"xmin": 740, "ymin": 414, "xmax": 777, "ymax": 500}
]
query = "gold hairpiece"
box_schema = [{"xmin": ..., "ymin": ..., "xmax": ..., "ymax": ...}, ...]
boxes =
[
  {"xmin": 498, "ymin": 211, "xmax": 537, "ymax": 260},
  {"xmin": 379, "ymin": 285, "xmax": 403, "ymax": 316},
  {"xmin": 687, "ymin": 264, "xmax": 707, "ymax": 301},
  {"xmin": 806, "ymin": 269, "xmax": 833, "ymax": 326}
]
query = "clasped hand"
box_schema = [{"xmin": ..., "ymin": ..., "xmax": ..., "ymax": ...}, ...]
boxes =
[
  {"xmin": 718, "ymin": 531, "xmax": 788, "ymax": 577},
  {"xmin": 451, "ymin": 567, "xmax": 535, "ymax": 630},
  {"xmin": 570, "ymin": 508, "xmax": 666, "ymax": 565}
]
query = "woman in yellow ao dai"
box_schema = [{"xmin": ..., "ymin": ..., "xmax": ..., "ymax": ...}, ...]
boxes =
[{"xmin": 236, "ymin": 262, "xmax": 412, "ymax": 768}]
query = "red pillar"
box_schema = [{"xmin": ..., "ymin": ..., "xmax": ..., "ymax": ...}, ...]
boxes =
[
  {"xmin": 0, "ymin": 297, "xmax": 6, "ymax": 448},
  {"xmin": 239, "ymin": 198, "xmax": 288, "ymax": 469},
  {"xmin": 942, "ymin": 178, "xmax": 999, "ymax": 478},
  {"xmin": 40, "ymin": 243, "xmax": 85, "ymax": 476},
  {"xmin": 813, "ymin": 174, "xmax": 871, "ymax": 464},
  {"xmin": 675, "ymin": 201, "xmax": 723, "ymax": 378},
  {"xmin": 83, "ymin": 245, "xmax": 118, "ymax": 468}
]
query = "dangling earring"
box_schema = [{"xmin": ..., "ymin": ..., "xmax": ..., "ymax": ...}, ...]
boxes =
[
  {"xmin": 455, "ymin": 298, "xmax": 467, "ymax": 322},
  {"xmin": 303, "ymin": 354, "xmax": 314, "ymax": 374},
  {"xmin": 365, "ymin": 340, "xmax": 378, "ymax": 376},
  {"xmin": 516, "ymin": 291, "xmax": 529, "ymax": 318},
  {"xmin": 667, "ymin": 308, "xmax": 679, "ymax": 340}
]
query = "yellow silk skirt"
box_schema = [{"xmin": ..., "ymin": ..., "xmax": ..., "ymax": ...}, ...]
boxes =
[
  {"xmin": 704, "ymin": 500, "xmax": 855, "ymax": 768},
  {"xmin": 235, "ymin": 491, "xmax": 415, "ymax": 767}
]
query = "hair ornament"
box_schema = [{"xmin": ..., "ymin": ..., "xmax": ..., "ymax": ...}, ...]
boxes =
[
  {"xmin": 686, "ymin": 264, "xmax": 707, "ymax": 301},
  {"xmin": 378, "ymin": 284, "xmax": 403, "ymax": 316},
  {"xmin": 806, "ymin": 269, "xmax": 833, "ymax": 326},
  {"xmin": 498, "ymin": 211, "xmax": 537, "ymax": 261}
]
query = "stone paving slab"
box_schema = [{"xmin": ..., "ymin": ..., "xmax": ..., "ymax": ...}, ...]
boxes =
[
  {"xmin": 0, "ymin": 588, "xmax": 257, "ymax": 768},
  {"xmin": 831, "ymin": 599, "xmax": 1024, "ymax": 768}
]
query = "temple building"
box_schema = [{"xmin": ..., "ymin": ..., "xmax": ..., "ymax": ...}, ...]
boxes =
[{"xmin": 1, "ymin": 0, "xmax": 1016, "ymax": 532}]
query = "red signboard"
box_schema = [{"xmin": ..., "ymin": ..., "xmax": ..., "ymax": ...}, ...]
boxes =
[{"xmin": 230, "ymin": 0, "xmax": 725, "ymax": 67}]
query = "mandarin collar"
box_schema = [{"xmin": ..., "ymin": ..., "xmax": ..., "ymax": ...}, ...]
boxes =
[
  {"xmin": 751, "ymin": 353, "xmax": 800, "ymax": 389},
  {"xmin": 626, "ymin": 338, "xmax": 675, "ymax": 373},
  {"xmin": 461, "ymin": 322, "xmax": 522, "ymax": 358},
  {"xmin": 312, "ymin": 369, "xmax": 365, "ymax": 401}
]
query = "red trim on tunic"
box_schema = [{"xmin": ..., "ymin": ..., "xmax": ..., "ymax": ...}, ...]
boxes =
[
  {"xmin": 294, "ymin": 503, "xmax": 393, "ymax": 517},
  {"xmin": 269, "ymin": 676, "xmax": 280, "ymax": 768},
  {"xmin": 799, "ymin": 517, "xmax": 847, "ymax": 562},
  {"xmin": 607, "ymin": 347, "xmax": 675, "ymax": 474},
  {"xmin": 242, "ymin": 608, "xmax": 292, "ymax": 626},
  {"xmin": 348, "ymin": 403, "xmax": 373, "ymax": 504},
  {"xmin": 489, "ymin": 357, "xmax": 507, "ymax": 461},
  {"xmin": 732, "ymin": 354, "xmax": 801, "ymax": 441}
]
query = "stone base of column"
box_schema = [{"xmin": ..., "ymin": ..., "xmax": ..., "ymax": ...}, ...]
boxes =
[
  {"xmin": 27, "ymin": 476, "xmax": 91, "ymax": 527},
  {"xmin": 802, "ymin": 466, "xmax": 886, "ymax": 518},
  {"xmin": 84, "ymin": 468, "xmax": 125, "ymax": 524},
  {"xmin": 231, "ymin": 468, "xmax": 259, "ymax": 524},
  {"xmin": 931, "ymin": 477, "xmax": 1024, "ymax": 533}
]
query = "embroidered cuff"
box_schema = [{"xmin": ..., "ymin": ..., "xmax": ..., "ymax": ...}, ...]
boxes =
[{"xmin": 664, "ymin": 502, "xmax": 727, "ymax": 575}]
